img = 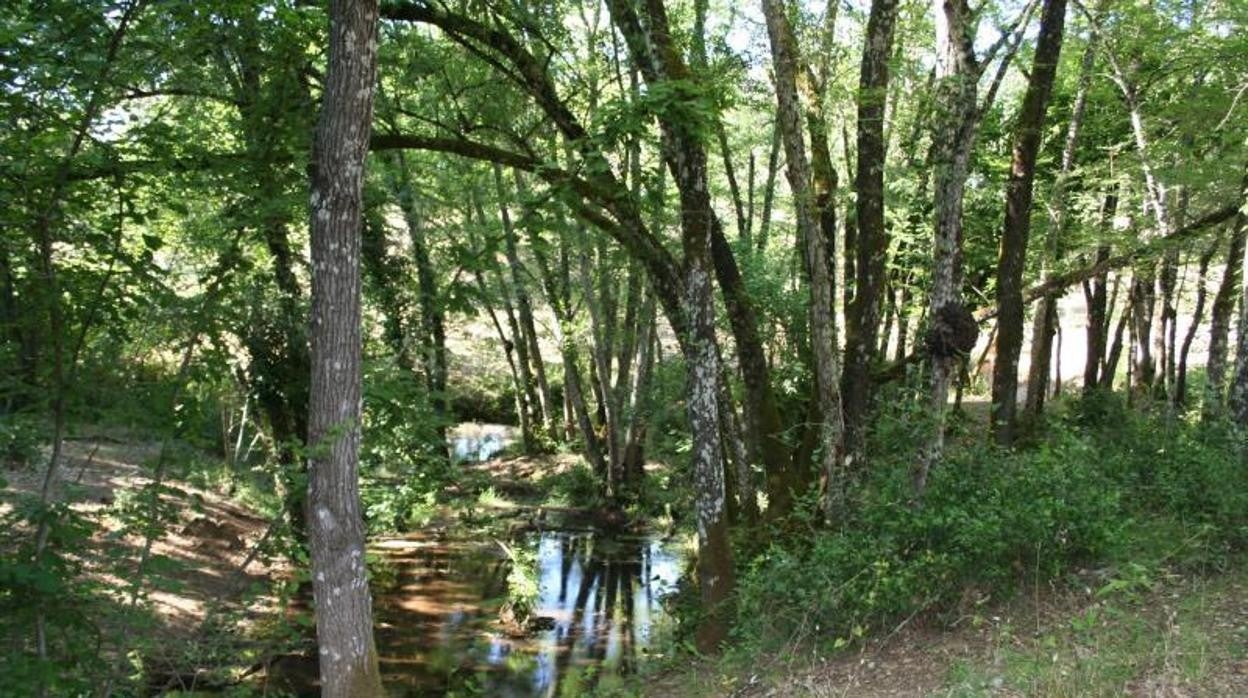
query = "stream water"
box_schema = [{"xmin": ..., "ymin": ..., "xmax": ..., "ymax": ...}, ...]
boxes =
[
  {"xmin": 267, "ymin": 423, "xmax": 685, "ymax": 696},
  {"xmin": 448, "ymin": 422, "xmax": 517, "ymax": 463},
  {"xmin": 372, "ymin": 529, "xmax": 685, "ymax": 696}
]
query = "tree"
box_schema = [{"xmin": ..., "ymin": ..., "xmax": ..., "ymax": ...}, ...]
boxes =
[
  {"xmin": 990, "ymin": 0, "xmax": 1067, "ymax": 444},
  {"xmin": 842, "ymin": 0, "xmax": 901, "ymax": 467},
  {"xmin": 305, "ymin": 0, "xmax": 384, "ymax": 694},
  {"xmin": 761, "ymin": 0, "xmax": 845, "ymax": 513}
]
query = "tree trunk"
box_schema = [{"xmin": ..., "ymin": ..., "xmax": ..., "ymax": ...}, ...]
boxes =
[
  {"xmin": 390, "ymin": 154, "xmax": 449, "ymax": 447},
  {"xmin": 495, "ymin": 164, "xmax": 556, "ymax": 443},
  {"xmin": 1082, "ymin": 240, "xmax": 1113, "ymax": 394},
  {"xmin": 1228, "ymin": 210, "xmax": 1248, "ymax": 425},
  {"xmin": 604, "ymin": 0, "xmax": 735, "ymax": 649},
  {"xmin": 989, "ymin": 0, "xmax": 1067, "ymax": 445},
  {"xmin": 841, "ymin": 0, "xmax": 901, "ymax": 466},
  {"xmin": 915, "ymin": 0, "xmax": 981, "ymax": 497},
  {"xmin": 762, "ymin": 0, "xmax": 845, "ymax": 513},
  {"xmin": 1176, "ymin": 237, "xmax": 1218, "ymax": 406},
  {"xmin": 1028, "ymin": 34, "xmax": 1097, "ymax": 412},
  {"xmin": 757, "ymin": 121, "xmax": 782, "ymax": 252},
  {"xmin": 1130, "ymin": 262, "xmax": 1158, "ymax": 399},
  {"xmin": 305, "ymin": 0, "xmax": 384, "ymax": 694},
  {"xmin": 1206, "ymin": 205, "xmax": 1247, "ymax": 415}
]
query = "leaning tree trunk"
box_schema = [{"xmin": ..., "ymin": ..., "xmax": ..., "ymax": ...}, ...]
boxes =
[
  {"xmin": 841, "ymin": 0, "xmax": 901, "ymax": 466},
  {"xmin": 989, "ymin": 0, "xmax": 1067, "ymax": 445},
  {"xmin": 495, "ymin": 164, "xmax": 557, "ymax": 443},
  {"xmin": 305, "ymin": 0, "xmax": 384, "ymax": 695},
  {"xmin": 603, "ymin": 0, "xmax": 735, "ymax": 650}
]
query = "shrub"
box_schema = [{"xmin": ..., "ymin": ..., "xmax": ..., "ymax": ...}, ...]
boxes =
[{"xmin": 733, "ymin": 395, "xmax": 1240, "ymax": 651}]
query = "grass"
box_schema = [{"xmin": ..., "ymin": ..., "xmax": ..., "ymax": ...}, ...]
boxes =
[{"xmin": 942, "ymin": 558, "xmax": 1247, "ymax": 697}]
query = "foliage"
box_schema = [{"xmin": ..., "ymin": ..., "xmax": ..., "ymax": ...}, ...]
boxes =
[{"xmin": 733, "ymin": 396, "xmax": 1246, "ymax": 652}]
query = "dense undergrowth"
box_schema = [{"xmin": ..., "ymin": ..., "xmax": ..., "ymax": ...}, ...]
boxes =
[{"xmin": 728, "ymin": 390, "xmax": 1248, "ymax": 660}]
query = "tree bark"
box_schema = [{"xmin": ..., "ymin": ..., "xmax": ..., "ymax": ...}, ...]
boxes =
[
  {"xmin": 762, "ymin": 0, "xmax": 846, "ymax": 513},
  {"xmin": 1228, "ymin": 210, "xmax": 1248, "ymax": 425},
  {"xmin": 305, "ymin": 1, "xmax": 384, "ymax": 694},
  {"xmin": 1206, "ymin": 194, "xmax": 1247, "ymax": 414},
  {"xmin": 842, "ymin": 0, "xmax": 901, "ymax": 466},
  {"xmin": 1176, "ymin": 237, "xmax": 1218, "ymax": 406},
  {"xmin": 915, "ymin": 0, "xmax": 981, "ymax": 497},
  {"xmin": 990, "ymin": 0, "xmax": 1067, "ymax": 445},
  {"xmin": 604, "ymin": 0, "xmax": 735, "ymax": 650},
  {"xmin": 1028, "ymin": 33, "xmax": 1097, "ymax": 412}
]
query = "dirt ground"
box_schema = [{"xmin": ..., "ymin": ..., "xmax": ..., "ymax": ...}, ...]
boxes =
[{"xmin": 2, "ymin": 439, "xmax": 285, "ymax": 683}]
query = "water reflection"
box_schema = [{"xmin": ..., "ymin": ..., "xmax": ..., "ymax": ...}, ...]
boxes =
[
  {"xmin": 373, "ymin": 530, "xmax": 683, "ymax": 696},
  {"xmin": 449, "ymin": 422, "xmax": 516, "ymax": 463}
]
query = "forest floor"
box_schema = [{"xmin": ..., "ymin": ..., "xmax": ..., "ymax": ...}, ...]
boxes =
[
  {"xmin": 648, "ymin": 560, "xmax": 1248, "ymax": 697},
  {"xmin": 1, "ymin": 439, "xmax": 287, "ymax": 688}
]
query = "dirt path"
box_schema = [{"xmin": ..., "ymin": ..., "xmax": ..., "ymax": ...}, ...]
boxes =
[{"xmin": 2, "ymin": 439, "xmax": 285, "ymax": 682}]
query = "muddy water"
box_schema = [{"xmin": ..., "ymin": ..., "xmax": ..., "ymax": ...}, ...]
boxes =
[{"xmin": 372, "ymin": 529, "xmax": 684, "ymax": 696}]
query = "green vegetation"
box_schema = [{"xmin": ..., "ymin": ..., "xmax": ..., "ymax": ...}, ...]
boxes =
[{"xmin": 3, "ymin": 0, "xmax": 1248, "ymax": 695}]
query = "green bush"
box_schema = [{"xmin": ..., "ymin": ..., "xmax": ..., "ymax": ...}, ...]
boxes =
[{"xmin": 733, "ymin": 395, "xmax": 1243, "ymax": 651}]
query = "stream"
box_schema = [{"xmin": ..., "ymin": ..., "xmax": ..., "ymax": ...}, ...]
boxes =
[
  {"xmin": 372, "ymin": 529, "xmax": 684, "ymax": 696},
  {"xmin": 267, "ymin": 423, "xmax": 686, "ymax": 696}
]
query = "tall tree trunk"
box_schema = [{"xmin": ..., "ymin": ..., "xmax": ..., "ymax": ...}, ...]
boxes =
[
  {"xmin": 1028, "ymin": 34, "xmax": 1097, "ymax": 413},
  {"xmin": 305, "ymin": 0, "xmax": 383, "ymax": 694},
  {"xmin": 915, "ymin": 0, "xmax": 982, "ymax": 496},
  {"xmin": 841, "ymin": 0, "xmax": 901, "ymax": 466},
  {"xmin": 762, "ymin": 0, "xmax": 846, "ymax": 513},
  {"xmin": 577, "ymin": 238, "xmax": 623, "ymax": 497},
  {"xmin": 390, "ymin": 154, "xmax": 449, "ymax": 447},
  {"xmin": 495, "ymin": 165, "xmax": 555, "ymax": 442},
  {"xmin": 989, "ymin": 0, "xmax": 1067, "ymax": 445},
  {"xmin": 604, "ymin": 0, "xmax": 735, "ymax": 649},
  {"xmin": 623, "ymin": 292, "xmax": 656, "ymax": 485},
  {"xmin": 757, "ymin": 122, "xmax": 782, "ymax": 252},
  {"xmin": 1130, "ymin": 261, "xmax": 1158, "ymax": 399},
  {"xmin": 1081, "ymin": 238, "xmax": 1113, "ymax": 394}
]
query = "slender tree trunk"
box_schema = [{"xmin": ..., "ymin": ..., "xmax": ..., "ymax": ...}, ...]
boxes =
[
  {"xmin": 623, "ymin": 293, "xmax": 656, "ymax": 486},
  {"xmin": 305, "ymin": 0, "xmax": 383, "ymax": 694},
  {"xmin": 1228, "ymin": 213, "xmax": 1248, "ymax": 425},
  {"xmin": 1176, "ymin": 237, "xmax": 1218, "ymax": 406},
  {"xmin": 1206, "ymin": 198, "xmax": 1247, "ymax": 415},
  {"xmin": 1082, "ymin": 239, "xmax": 1113, "ymax": 394},
  {"xmin": 1131, "ymin": 261, "xmax": 1158, "ymax": 398},
  {"xmin": 1028, "ymin": 34, "xmax": 1097, "ymax": 412},
  {"xmin": 577, "ymin": 238, "xmax": 623, "ymax": 497},
  {"xmin": 757, "ymin": 122, "xmax": 782, "ymax": 252},
  {"xmin": 391, "ymin": 154, "xmax": 449, "ymax": 447},
  {"xmin": 989, "ymin": 0, "xmax": 1067, "ymax": 445},
  {"xmin": 841, "ymin": 0, "xmax": 901, "ymax": 466},
  {"xmin": 1102, "ymin": 282, "xmax": 1130, "ymax": 389},
  {"xmin": 762, "ymin": 0, "xmax": 845, "ymax": 513}
]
